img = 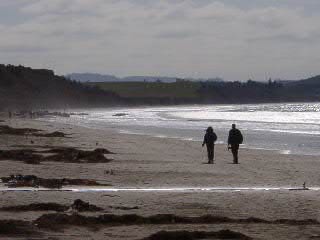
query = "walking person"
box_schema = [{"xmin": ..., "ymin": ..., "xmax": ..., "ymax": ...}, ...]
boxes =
[
  {"xmin": 202, "ymin": 127, "xmax": 217, "ymax": 164},
  {"xmin": 227, "ymin": 124, "xmax": 243, "ymax": 164}
]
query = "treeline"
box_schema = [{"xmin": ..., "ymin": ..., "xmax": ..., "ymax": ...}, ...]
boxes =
[
  {"xmin": 0, "ymin": 64, "xmax": 319, "ymax": 110},
  {"xmin": 0, "ymin": 65, "xmax": 121, "ymax": 110},
  {"xmin": 197, "ymin": 77, "xmax": 320, "ymax": 103},
  {"xmin": 90, "ymin": 77, "xmax": 320, "ymax": 105},
  {"xmin": 198, "ymin": 79, "xmax": 284, "ymax": 103}
]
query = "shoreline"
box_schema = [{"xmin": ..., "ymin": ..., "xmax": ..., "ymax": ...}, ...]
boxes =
[
  {"xmin": 0, "ymin": 186, "xmax": 317, "ymax": 192},
  {"xmin": 0, "ymin": 117, "xmax": 320, "ymax": 239},
  {"xmin": 41, "ymin": 117, "xmax": 319, "ymax": 158}
]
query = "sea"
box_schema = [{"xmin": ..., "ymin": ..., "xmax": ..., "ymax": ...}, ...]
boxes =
[{"xmin": 51, "ymin": 102, "xmax": 320, "ymax": 156}]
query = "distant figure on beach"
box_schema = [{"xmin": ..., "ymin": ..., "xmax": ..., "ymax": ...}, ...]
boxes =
[
  {"xmin": 8, "ymin": 110, "xmax": 12, "ymax": 119},
  {"xmin": 228, "ymin": 124, "xmax": 243, "ymax": 164},
  {"xmin": 202, "ymin": 126, "xmax": 217, "ymax": 164}
]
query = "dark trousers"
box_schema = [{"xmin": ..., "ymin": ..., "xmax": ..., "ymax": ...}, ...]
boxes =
[
  {"xmin": 231, "ymin": 144, "xmax": 239, "ymax": 164},
  {"xmin": 206, "ymin": 144, "xmax": 214, "ymax": 164}
]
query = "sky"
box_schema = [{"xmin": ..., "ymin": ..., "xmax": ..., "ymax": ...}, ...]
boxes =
[{"xmin": 0, "ymin": 0, "xmax": 320, "ymax": 81}]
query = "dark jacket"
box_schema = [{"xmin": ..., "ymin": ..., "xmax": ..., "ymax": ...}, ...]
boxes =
[
  {"xmin": 203, "ymin": 132, "xmax": 217, "ymax": 146},
  {"xmin": 228, "ymin": 129, "xmax": 243, "ymax": 145}
]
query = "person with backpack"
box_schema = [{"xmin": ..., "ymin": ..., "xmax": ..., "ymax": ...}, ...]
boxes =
[
  {"xmin": 202, "ymin": 126, "xmax": 217, "ymax": 164},
  {"xmin": 227, "ymin": 124, "xmax": 243, "ymax": 164}
]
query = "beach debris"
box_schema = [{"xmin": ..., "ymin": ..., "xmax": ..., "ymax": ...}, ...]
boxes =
[
  {"xmin": 104, "ymin": 169, "xmax": 114, "ymax": 175},
  {"xmin": 289, "ymin": 182, "xmax": 310, "ymax": 191},
  {"xmin": 112, "ymin": 113, "xmax": 128, "ymax": 117},
  {"xmin": 110, "ymin": 206, "xmax": 139, "ymax": 210},
  {"xmin": 303, "ymin": 182, "xmax": 308, "ymax": 189},
  {"xmin": 142, "ymin": 229, "xmax": 253, "ymax": 240},
  {"xmin": 32, "ymin": 111, "xmax": 87, "ymax": 118},
  {"xmin": 31, "ymin": 111, "xmax": 70, "ymax": 118},
  {"xmin": 103, "ymin": 194, "xmax": 120, "ymax": 198},
  {"xmin": 0, "ymin": 174, "xmax": 109, "ymax": 188},
  {"xmin": 70, "ymin": 113, "xmax": 89, "ymax": 116},
  {"xmin": 71, "ymin": 199, "xmax": 103, "ymax": 212}
]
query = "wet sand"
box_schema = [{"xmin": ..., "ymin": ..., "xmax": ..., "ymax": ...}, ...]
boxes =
[{"xmin": 0, "ymin": 117, "xmax": 320, "ymax": 239}]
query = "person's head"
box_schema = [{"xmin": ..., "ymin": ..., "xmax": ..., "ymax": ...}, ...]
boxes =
[
  {"xmin": 206, "ymin": 126, "xmax": 213, "ymax": 133},
  {"xmin": 232, "ymin": 124, "xmax": 236, "ymax": 129}
]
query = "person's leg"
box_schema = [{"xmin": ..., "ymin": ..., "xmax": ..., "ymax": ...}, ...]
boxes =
[
  {"xmin": 231, "ymin": 144, "xmax": 239, "ymax": 164},
  {"xmin": 206, "ymin": 146, "xmax": 211, "ymax": 163},
  {"xmin": 207, "ymin": 145, "xmax": 213, "ymax": 164},
  {"xmin": 209, "ymin": 147, "xmax": 213, "ymax": 164},
  {"xmin": 212, "ymin": 145, "xmax": 215, "ymax": 164}
]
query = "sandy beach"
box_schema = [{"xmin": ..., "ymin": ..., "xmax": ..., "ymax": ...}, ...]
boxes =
[{"xmin": 0, "ymin": 116, "xmax": 320, "ymax": 240}]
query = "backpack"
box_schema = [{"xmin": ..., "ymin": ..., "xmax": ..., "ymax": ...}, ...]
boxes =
[{"xmin": 206, "ymin": 132, "xmax": 217, "ymax": 145}]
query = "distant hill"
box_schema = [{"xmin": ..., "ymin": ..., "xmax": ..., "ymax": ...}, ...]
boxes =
[
  {"xmin": 287, "ymin": 75, "xmax": 320, "ymax": 86},
  {"xmin": 0, "ymin": 65, "xmax": 121, "ymax": 110},
  {"xmin": 66, "ymin": 73, "xmax": 224, "ymax": 83},
  {"xmin": 88, "ymin": 76, "xmax": 320, "ymax": 104},
  {"xmin": 66, "ymin": 73, "xmax": 119, "ymax": 82},
  {"xmin": 1, "ymin": 64, "xmax": 319, "ymax": 110}
]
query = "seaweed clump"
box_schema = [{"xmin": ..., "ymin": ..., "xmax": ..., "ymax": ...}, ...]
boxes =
[
  {"xmin": 43, "ymin": 147, "xmax": 113, "ymax": 163},
  {"xmin": 143, "ymin": 229, "xmax": 252, "ymax": 240},
  {"xmin": 34, "ymin": 213, "xmax": 320, "ymax": 230},
  {"xmin": 0, "ymin": 147, "xmax": 113, "ymax": 164},
  {"xmin": 0, "ymin": 220, "xmax": 38, "ymax": 236},
  {"xmin": 1, "ymin": 174, "xmax": 108, "ymax": 188},
  {"xmin": 0, "ymin": 149, "xmax": 42, "ymax": 164},
  {"xmin": 71, "ymin": 199, "xmax": 103, "ymax": 212},
  {"xmin": 0, "ymin": 199, "xmax": 103, "ymax": 212},
  {"xmin": 0, "ymin": 125, "xmax": 41, "ymax": 136}
]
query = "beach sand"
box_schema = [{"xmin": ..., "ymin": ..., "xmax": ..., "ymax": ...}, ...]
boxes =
[{"xmin": 0, "ymin": 117, "xmax": 320, "ymax": 239}]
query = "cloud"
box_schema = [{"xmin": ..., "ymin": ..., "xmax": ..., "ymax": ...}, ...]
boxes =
[
  {"xmin": 155, "ymin": 29, "xmax": 201, "ymax": 39},
  {"xmin": 0, "ymin": 0, "xmax": 319, "ymax": 80}
]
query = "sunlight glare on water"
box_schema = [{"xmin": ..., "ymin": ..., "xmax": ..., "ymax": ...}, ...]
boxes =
[{"xmin": 49, "ymin": 102, "xmax": 320, "ymax": 156}]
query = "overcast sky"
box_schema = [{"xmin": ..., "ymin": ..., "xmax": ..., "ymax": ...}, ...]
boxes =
[{"xmin": 0, "ymin": 0, "xmax": 320, "ymax": 81}]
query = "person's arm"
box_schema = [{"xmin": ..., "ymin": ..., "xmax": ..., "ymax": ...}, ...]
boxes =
[
  {"xmin": 238, "ymin": 130, "xmax": 243, "ymax": 144},
  {"xmin": 202, "ymin": 134, "xmax": 206, "ymax": 147},
  {"xmin": 227, "ymin": 130, "xmax": 231, "ymax": 149}
]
